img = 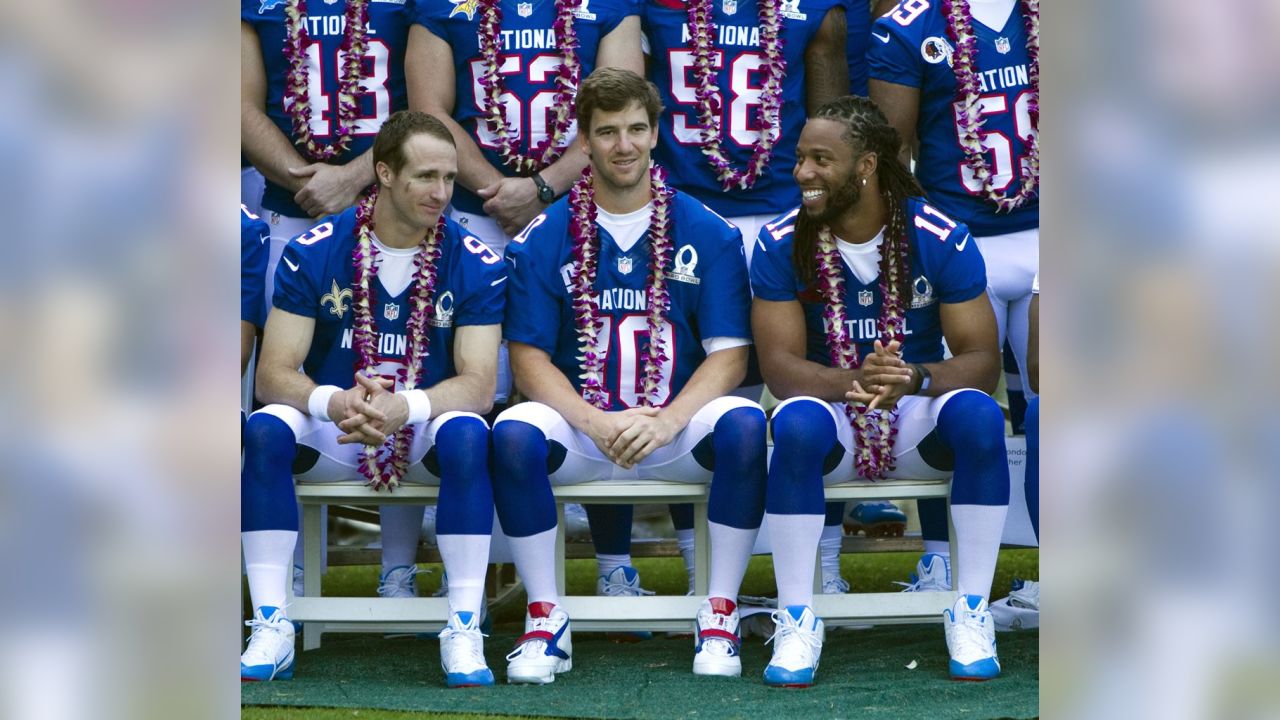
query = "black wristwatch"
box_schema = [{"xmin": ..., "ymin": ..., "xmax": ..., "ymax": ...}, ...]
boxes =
[
  {"xmin": 912, "ymin": 363, "xmax": 932, "ymax": 394},
  {"xmin": 532, "ymin": 172, "xmax": 555, "ymax": 204}
]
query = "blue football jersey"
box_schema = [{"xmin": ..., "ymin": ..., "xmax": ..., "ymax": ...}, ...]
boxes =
[
  {"xmin": 643, "ymin": 0, "xmax": 842, "ymax": 218},
  {"xmin": 504, "ymin": 189, "xmax": 751, "ymax": 410},
  {"xmin": 243, "ymin": 0, "xmax": 411, "ymax": 219},
  {"xmin": 272, "ymin": 206, "xmax": 507, "ymax": 390},
  {"xmin": 750, "ymin": 198, "xmax": 986, "ymax": 366},
  {"xmin": 845, "ymin": 0, "xmax": 870, "ymax": 96},
  {"xmin": 868, "ymin": 1, "xmax": 1037, "ymax": 236},
  {"xmin": 411, "ymin": 0, "xmax": 636, "ymax": 215},
  {"xmin": 242, "ymin": 205, "xmax": 271, "ymax": 327}
]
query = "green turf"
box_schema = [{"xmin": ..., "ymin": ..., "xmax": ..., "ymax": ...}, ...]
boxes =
[{"xmin": 244, "ymin": 551, "xmax": 1037, "ymax": 719}]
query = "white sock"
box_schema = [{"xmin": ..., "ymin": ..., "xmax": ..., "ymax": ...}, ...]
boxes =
[
  {"xmin": 766, "ymin": 513, "xmax": 823, "ymax": 609},
  {"xmin": 379, "ymin": 504, "xmax": 425, "ymax": 570},
  {"xmin": 243, "ymin": 530, "xmax": 296, "ymax": 612},
  {"xmin": 437, "ymin": 534, "xmax": 491, "ymax": 615},
  {"xmin": 951, "ymin": 504, "xmax": 1009, "ymax": 599},
  {"xmin": 509, "ymin": 527, "xmax": 559, "ymax": 605},
  {"xmin": 819, "ymin": 524, "xmax": 843, "ymax": 581},
  {"xmin": 923, "ymin": 540, "xmax": 952, "ymax": 557},
  {"xmin": 708, "ymin": 522, "xmax": 757, "ymax": 600},
  {"xmin": 675, "ymin": 528, "xmax": 696, "ymax": 589},
  {"xmin": 596, "ymin": 553, "xmax": 632, "ymax": 579}
]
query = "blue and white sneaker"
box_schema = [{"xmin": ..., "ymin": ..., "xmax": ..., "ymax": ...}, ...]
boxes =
[
  {"xmin": 895, "ymin": 553, "xmax": 952, "ymax": 592},
  {"xmin": 990, "ymin": 578, "xmax": 1040, "ymax": 631},
  {"xmin": 240, "ymin": 606, "xmax": 295, "ymax": 682},
  {"xmin": 439, "ymin": 611, "xmax": 494, "ymax": 688},
  {"xmin": 434, "ymin": 571, "xmax": 493, "ymax": 635},
  {"xmin": 843, "ymin": 501, "xmax": 907, "ymax": 537},
  {"xmin": 598, "ymin": 566, "xmax": 654, "ymax": 642},
  {"xmin": 693, "ymin": 597, "xmax": 741, "ymax": 677},
  {"xmin": 944, "ymin": 594, "xmax": 1001, "ymax": 681},
  {"xmin": 763, "ymin": 606, "xmax": 824, "ymax": 688},
  {"xmin": 506, "ymin": 602, "xmax": 572, "ymax": 684},
  {"xmin": 377, "ymin": 565, "xmax": 421, "ymax": 598}
]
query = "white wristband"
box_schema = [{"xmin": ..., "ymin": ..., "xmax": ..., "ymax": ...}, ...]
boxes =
[
  {"xmin": 398, "ymin": 390, "xmax": 432, "ymax": 425},
  {"xmin": 307, "ymin": 385, "xmax": 342, "ymax": 422}
]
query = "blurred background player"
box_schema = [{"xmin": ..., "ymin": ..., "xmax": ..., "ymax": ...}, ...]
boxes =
[
  {"xmin": 242, "ymin": 204, "xmax": 269, "ymax": 383},
  {"xmin": 491, "ymin": 68, "xmax": 767, "ymax": 683},
  {"xmin": 868, "ymin": 0, "xmax": 1039, "ymax": 589},
  {"xmin": 242, "ymin": 0, "xmax": 424, "ymax": 596},
  {"xmin": 751, "ymin": 96, "xmax": 1009, "ymax": 685},
  {"xmin": 240, "ymin": 112, "xmax": 506, "ymax": 686}
]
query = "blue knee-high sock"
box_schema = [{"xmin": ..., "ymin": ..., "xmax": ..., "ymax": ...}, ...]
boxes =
[
  {"xmin": 936, "ymin": 392, "xmax": 1010, "ymax": 507},
  {"xmin": 823, "ymin": 501, "xmax": 845, "ymax": 527},
  {"xmin": 1024, "ymin": 396, "xmax": 1039, "ymax": 541},
  {"xmin": 766, "ymin": 400, "xmax": 835, "ymax": 515},
  {"xmin": 669, "ymin": 503, "xmax": 695, "ymax": 531},
  {"xmin": 919, "ymin": 498, "xmax": 949, "ymax": 545},
  {"xmin": 585, "ymin": 504, "xmax": 633, "ymax": 556},
  {"xmin": 707, "ymin": 406, "xmax": 767, "ymax": 529},
  {"xmin": 491, "ymin": 420, "xmax": 556, "ymax": 537},
  {"xmin": 435, "ymin": 416, "xmax": 494, "ymax": 536},
  {"xmin": 242, "ymin": 413, "xmax": 299, "ymax": 532}
]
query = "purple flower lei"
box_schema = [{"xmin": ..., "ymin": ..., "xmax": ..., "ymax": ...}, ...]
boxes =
[
  {"xmin": 943, "ymin": 0, "xmax": 1039, "ymax": 211},
  {"xmin": 569, "ymin": 165, "xmax": 674, "ymax": 410},
  {"xmin": 686, "ymin": 0, "xmax": 786, "ymax": 190},
  {"xmin": 283, "ymin": 0, "xmax": 371, "ymax": 162},
  {"xmin": 477, "ymin": 0, "xmax": 580, "ymax": 174},
  {"xmin": 350, "ymin": 186, "xmax": 446, "ymax": 491},
  {"xmin": 817, "ymin": 224, "xmax": 908, "ymax": 480}
]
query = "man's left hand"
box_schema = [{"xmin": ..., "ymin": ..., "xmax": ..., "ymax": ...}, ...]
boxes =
[
  {"xmin": 478, "ymin": 177, "xmax": 543, "ymax": 236},
  {"xmin": 291, "ymin": 162, "xmax": 366, "ymax": 218},
  {"xmin": 608, "ymin": 410, "xmax": 684, "ymax": 469},
  {"xmin": 847, "ymin": 340, "xmax": 915, "ymax": 411}
]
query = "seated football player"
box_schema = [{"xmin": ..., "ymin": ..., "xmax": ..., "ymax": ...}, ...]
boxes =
[
  {"xmin": 751, "ymin": 96, "xmax": 1011, "ymax": 685},
  {"xmin": 491, "ymin": 68, "xmax": 767, "ymax": 684},
  {"xmin": 240, "ymin": 111, "xmax": 505, "ymax": 688}
]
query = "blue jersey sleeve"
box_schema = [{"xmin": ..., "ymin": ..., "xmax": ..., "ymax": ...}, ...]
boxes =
[
  {"xmin": 866, "ymin": 13, "xmax": 923, "ymax": 88},
  {"xmin": 933, "ymin": 223, "xmax": 987, "ymax": 304},
  {"xmin": 408, "ymin": 0, "xmax": 447, "ymax": 38},
  {"xmin": 454, "ymin": 231, "xmax": 509, "ymax": 327},
  {"xmin": 241, "ymin": 206, "xmax": 270, "ymax": 327},
  {"xmin": 692, "ymin": 215, "xmax": 751, "ymax": 340},
  {"xmin": 502, "ymin": 211, "xmax": 566, "ymax": 355},
  {"xmin": 272, "ymin": 220, "xmax": 338, "ymax": 317},
  {"xmin": 749, "ymin": 212, "xmax": 801, "ymax": 302}
]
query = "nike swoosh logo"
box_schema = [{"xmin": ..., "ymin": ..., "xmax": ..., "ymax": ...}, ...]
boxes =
[
  {"xmin": 283, "ymin": 257, "xmax": 300, "ymax": 272},
  {"xmin": 490, "ymin": 276, "xmax": 508, "ymax": 287},
  {"xmin": 873, "ymin": 31, "xmax": 890, "ymax": 43},
  {"xmin": 955, "ymin": 233, "xmax": 971, "ymax": 251}
]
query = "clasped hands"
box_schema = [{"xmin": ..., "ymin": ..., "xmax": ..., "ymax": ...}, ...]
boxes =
[
  {"xmin": 846, "ymin": 340, "xmax": 915, "ymax": 412},
  {"xmin": 328, "ymin": 373, "xmax": 410, "ymax": 447},
  {"xmin": 587, "ymin": 406, "xmax": 683, "ymax": 470}
]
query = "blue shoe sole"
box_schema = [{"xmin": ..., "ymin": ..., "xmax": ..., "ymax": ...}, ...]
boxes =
[
  {"xmin": 949, "ymin": 657, "xmax": 1000, "ymax": 681},
  {"xmin": 446, "ymin": 670, "xmax": 495, "ymax": 688},
  {"xmin": 763, "ymin": 667, "xmax": 815, "ymax": 688},
  {"xmin": 240, "ymin": 665, "xmax": 294, "ymax": 682}
]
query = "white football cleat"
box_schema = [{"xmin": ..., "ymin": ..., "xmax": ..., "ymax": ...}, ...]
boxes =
[
  {"xmin": 377, "ymin": 565, "xmax": 421, "ymax": 599},
  {"xmin": 439, "ymin": 611, "xmax": 494, "ymax": 687},
  {"xmin": 240, "ymin": 606, "xmax": 295, "ymax": 682},
  {"xmin": 506, "ymin": 602, "xmax": 572, "ymax": 684},
  {"xmin": 763, "ymin": 606, "xmax": 825, "ymax": 687},
  {"xmin": 598, "ymin": 566, "xmax": 654, "ymax": 642},
  {"xmin": 895, "ymin": 553, "xmax": 952, "ymax": 592},
  {"xmin": 693, "ymin": 597, "xmax": 742, "ymax": 677},
  {"xmin": 944, "ymin": 594, "xmax": 1001, "ymax": 680}
]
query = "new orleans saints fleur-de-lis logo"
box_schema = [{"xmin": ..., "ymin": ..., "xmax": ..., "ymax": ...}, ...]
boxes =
[{"xmin": 321, "ymin": 279, "xmax": 353, "ymax": 319}]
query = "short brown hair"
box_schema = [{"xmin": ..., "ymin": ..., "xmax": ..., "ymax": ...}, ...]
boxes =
[
  {"xmin": 575, "ymin": 67, "xmax": 663, "ymax": 134},
  {"xmin": 372, "ymin": 111, "xmax": 455, "ymax": 174}
]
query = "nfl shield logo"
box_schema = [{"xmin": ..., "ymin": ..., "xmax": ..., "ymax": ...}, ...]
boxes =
[
  {"xmin": 994, "ymin": 36, "xmax": 1011, "ymax": 54},
  {"xmin": 723, "ymin": 0, "xmax": 737, "ymax": 14},
  {"xmin": 617, "ymin": 256, "xmax": 634, "ymax": 274},
  {"xmin": 857, "ymin": 290, "xmax": 874, "ymax": 307},
  {"xmin": 384, "ymin": 303, "xmax": 400, "ymax": 321},
  {"xmin": 518, "ymin": 2, "xmax": 533, "ymax": 15}
]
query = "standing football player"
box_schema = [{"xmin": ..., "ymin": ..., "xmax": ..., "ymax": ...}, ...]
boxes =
[
  {"xmin": 751, "ymin": 96, "xmax": 1010, "ymax": 684},
  {"xmin": 243, "ymin": 0, "xmax": 425, "ymax": 593},
  {"xmin": 243, "ymin": 204, "xmax": 270, "ymax": 380},
  {"xmin": 491, "ymin": 68, "xmax": 768, "ymax": 683},
  {"xmin": 241, "ymin": 112, "xmax": 506, "ymax": 687},
  {"xmin": 868, "ymin": 0, "xmax": 1039, "ymax": 590}
]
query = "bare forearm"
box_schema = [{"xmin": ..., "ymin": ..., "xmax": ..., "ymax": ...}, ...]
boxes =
[
  {"xmin": 660, "ymin": 348, "xmax": 747, "ymax": 428},
  {"xmin": 805, "ymin": 9, "xmax": 849, "ymax": 114},
  {"xmin": 917, "ymin": 350, "xmax": 1000, "ymax": 397},
  {"xmin": 421, "ymin": 372, "xmax": 496, "ymax": 417},
  {"xmin": 513, "ymin": 354, "xmax": 602, "ymax": 433},
  {"xmin": 256, "ymin": 364, "xmax": 319, "ymax": 413},
  {"xmin": 429, "ymin": 108, "xmax": 505, "ymax": 193},
  {"xmin": 537, "ymin": 143, "xmax": 589, "ymax": 197},
  {"xmin": 242, "ymin": 104, "xmax": 309, "ymax": 191},
  {"xmin": 761, "ymin": 351, "xmax": 861, "ymax": 403}
]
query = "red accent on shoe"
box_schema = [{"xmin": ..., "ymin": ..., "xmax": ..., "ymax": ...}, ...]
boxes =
[
  {"xmin": 697, "ymin": 627, "xmax": 740, "ymax": 646},
  {"xmin": 528, "ymin": 601, "xmax": 556, "ymax": 619},
  {"xmin": 515, "ymin": 630, "xmax": 555, "ymax": 646},
  {"xmin": 709, "ymin": 596, "xmax": 736, "ymax": 615}
]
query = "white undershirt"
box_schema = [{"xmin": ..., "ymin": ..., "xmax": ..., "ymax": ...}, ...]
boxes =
[
  {"xmin": 596, "ymin": 203, "xmax": 751, "ymax": 355},
  {"xmin": 370, "ymin": 233, "xmax": 418, "ymax": 297},
  {"xmin": 835, "ymin": 227, "xmax": 887, "ymax": 286},
  {"xmin": 968, "ymin": 0, "xmax": 1017, "ymax": 32}
]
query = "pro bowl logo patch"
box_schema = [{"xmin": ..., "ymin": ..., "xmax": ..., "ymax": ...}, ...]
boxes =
[
  {"xmin": 910, "ymin": 275, "xmax": 935, "ymax": 309},
  {"xmin": 429, "ymin": 291, "xmax": 456, "ymax": 328},
  {"xmin": 921, "ymin": 36, "xmax": 953, "ymax": 65},
  {"xmin": 449, "ymin": 0, "xmax": 480, "ymax": 20}
]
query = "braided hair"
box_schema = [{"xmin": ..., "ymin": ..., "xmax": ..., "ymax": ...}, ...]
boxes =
[{"xmin": 792, "ymin": 96, "xmax": 924, "ymax": 304}]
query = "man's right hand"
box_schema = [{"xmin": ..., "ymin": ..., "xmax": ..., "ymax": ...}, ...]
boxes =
[
  {"xmin": 584, "ymin": 406, "xmax": 661, "ymax": 468},
  {"xmin": 331, "ymin": 373, "xmax": 395, "ymax": 446}
]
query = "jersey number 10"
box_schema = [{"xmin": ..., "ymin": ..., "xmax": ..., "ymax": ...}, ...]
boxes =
[{"xmin": 584, "ymin": 315, "xmax": 676, "ymax": 408}]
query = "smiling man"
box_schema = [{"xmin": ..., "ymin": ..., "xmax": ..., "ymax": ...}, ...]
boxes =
[
  {"xmin": 749, "ymin": 96, "xmax": 1011, "ymax": 685},
  {"xmin": 491, "ymin": 68, "xmax": 769, "ymax": 683},
  {"xmin": 241, "ymin": 111, "xmax": 506, "ymax": 688}
]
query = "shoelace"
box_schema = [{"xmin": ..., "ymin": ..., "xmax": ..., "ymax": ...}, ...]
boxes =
[
  {"xmin": 765, "ymin": 611, "xmax": 822, "ymax": 654},
  {"xmin": 949, "ymin": 609, "xmax": 992, "ymax": 660},
  {"xmin": 506, "ymin": 616, "xmax": 556, "ymax": 661},
  {"xmin": 823, "ymin": 576, "xmax": 850, "ymax": 593},
  {"xmin": 440, "ymin": 625, "xmax": 489, "ymax": 666},
  {"xmin": 378, "ymin": 566, "xmax": 422, "ymax": 596},
  {"xmin": 894, "ymin": 568, "xmax": 949, "ymax": 592},
  {"xmin": 243, "ymin": 606, "xmax": 292, "ymax": 662},
  {"xmin": 599, "ymin": 578, "xmax": 656, "ymax": 597},
  {"xmin": 697, "ymin": 611, "xmax": 738, "ymax": 655}
]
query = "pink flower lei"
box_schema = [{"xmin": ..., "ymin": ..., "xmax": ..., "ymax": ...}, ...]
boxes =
[
  {"xmin": 351, "ymin": 186, "xmax": 446, "ymax": 491},
  {"xmin": 686, "ymin": 0, "xmax": 786, "ymax": 190},
  {"xmin": 283, "ymin": 0, "xmax": 371, "ymax": 162},
  {"xmin": 816, "ymin": 224, "xmax": 909, "ymax": 480},
  {"xmin": 943, "ymin": 0, "xmax": 1039, "ymax": 211},
  {"xmin": 569, "ymin": 165, "xmax": 674, "ymax": 409},
  {"xmin": 476, "ymin": 0, "xmax": 580, "ymax": 174}
]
